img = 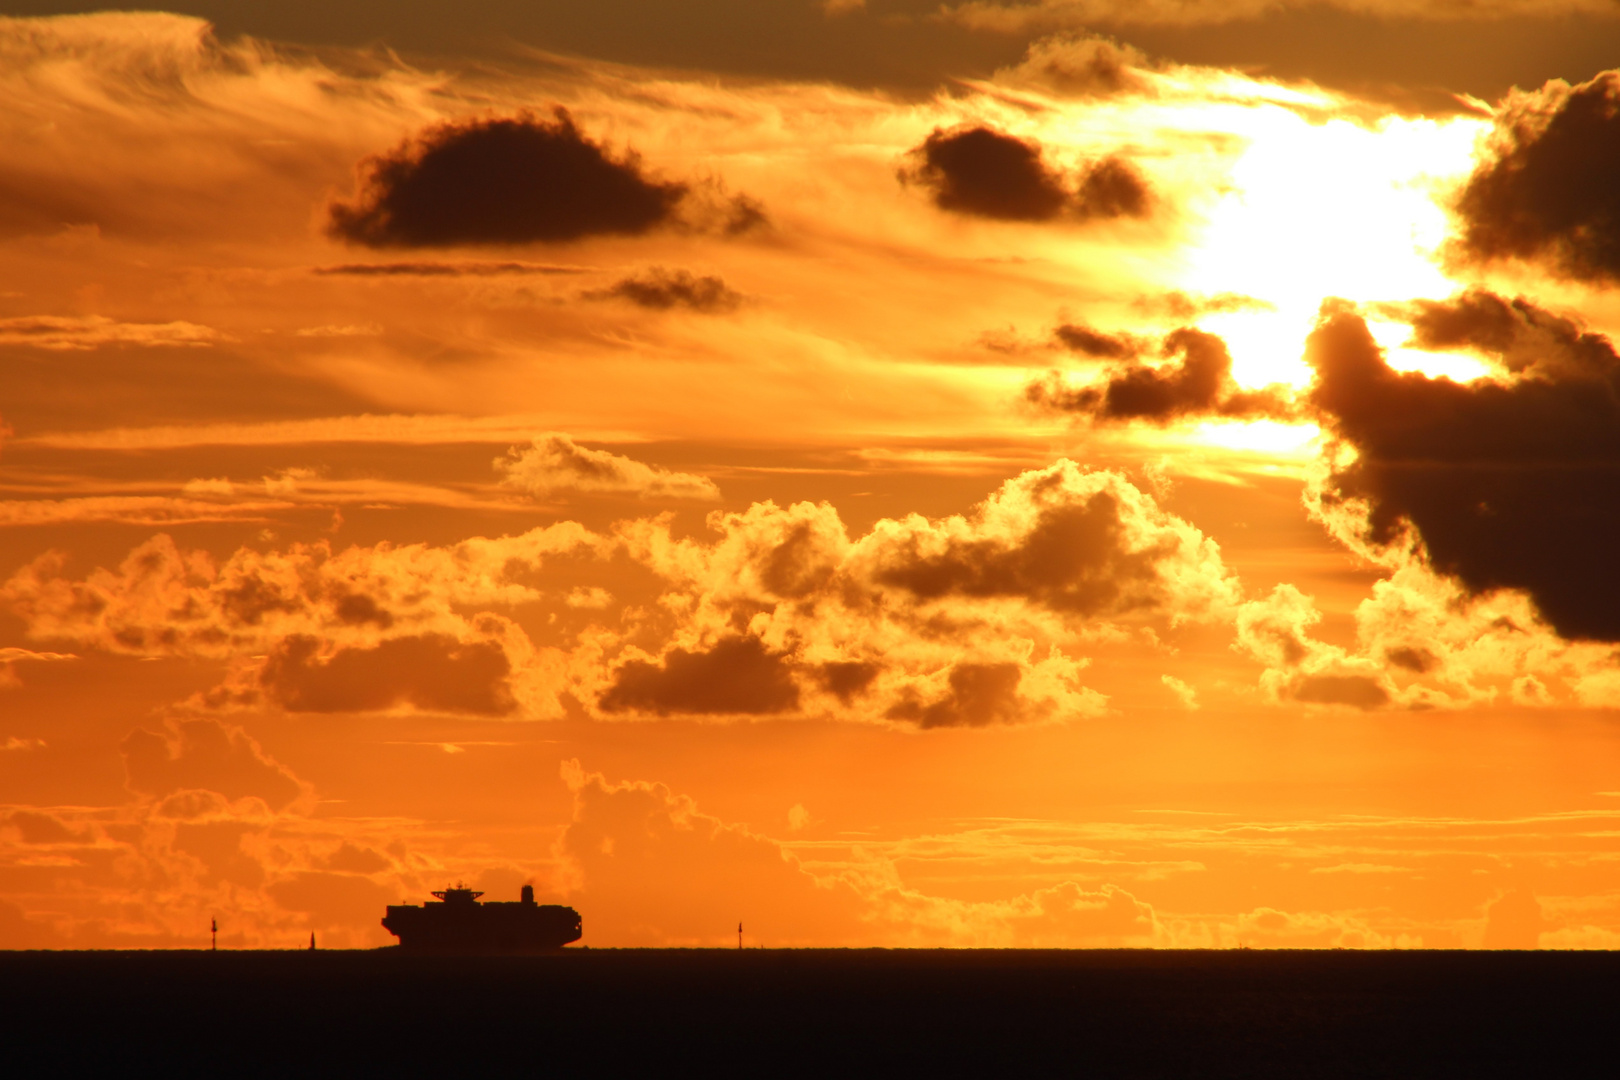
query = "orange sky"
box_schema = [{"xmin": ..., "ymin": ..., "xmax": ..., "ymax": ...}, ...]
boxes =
[{"xmin": 4, "ymin": 6, "xmax": 1620, "ymax": 951}]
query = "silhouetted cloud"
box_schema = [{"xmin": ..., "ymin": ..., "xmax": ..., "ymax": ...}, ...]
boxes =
[
  {"xmin": 1306, "ymin": 297, "xmax": 1620, "ymax": 641},
  {"xmin": 600, "ymin": 636, "xmax": 801, "ymax": 716},
  {"xmin": 584, "ymin": 267, "xmax": 744, "ymax": 313},
  {"xmin": 1453, "ymin": 71, "xmax": 1620, "ymax": 284},
  {"xmin": 1053, "ymin": 322, "xmax": 1139, "ymax": 358},
  {"xmin": 496, "ymin": 433, "xmax": 721, "ymax": 500},
  {"xmin": 1028, "ymin": 328, "xmax": 1290, "ymax": 422},
  {"xmin": 1398, "ymin": 287, "xmax": 1617, "ymax": 378},
  {"xmin": 261, "ymin": 633, "xmax": 517, "ymax": 715},
  {"xmin": 327, "ymin": 109, "xmax": 687, "ymax": 247},
  {"xmin": 900, "ymin": 124, "xmax": 1150, "ymax": 223}
]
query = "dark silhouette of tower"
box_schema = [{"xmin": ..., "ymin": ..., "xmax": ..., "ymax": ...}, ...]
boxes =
[{"xmin": 210, "ymin": 918, "xmax": 216, "ymax": 951}]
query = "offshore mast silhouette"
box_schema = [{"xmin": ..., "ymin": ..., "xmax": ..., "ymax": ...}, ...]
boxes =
[{"xmin": 382, "ymin": 884, "xmax": 582, "ymax": 953}]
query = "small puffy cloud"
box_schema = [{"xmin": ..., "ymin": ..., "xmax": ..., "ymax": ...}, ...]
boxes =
[
  {"xmin": 327, "ymin": 109, "xmax": 687, "ymax": 248},
  {"xmin": 1305, "ymin": 297, "xmax": 1620, "ymax": 642},
  {"xmin": 122, "ymin": 718, "xmax": 306, "ymax": 811},
  {"xmin": 1452, "ymin": 71, "xmax": 1620, "ymax": 285},
  {"xmin": 584, "ymin": 267, "xmax": 744, "ymax": 313},
  {"xmin": 900, "ymin": 124, "xmax": 1150, "ymax": 223},
  {"xmin": 1029, "ymin": 327, "xmax": 1292, "ymax": 423},
  {"xmin": 496, "ymin": 434, "xmax": 721, "ymax": 501},
  {"xmin": 992, "ymin": 34, "xmax": 1156, "ymax": 98}
]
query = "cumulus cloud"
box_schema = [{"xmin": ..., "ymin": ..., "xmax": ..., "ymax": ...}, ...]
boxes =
[
  {"xmin": 1452, "ymin": 71, "xmax": 1620, "ymax": 285},
  {"xmin": 1, "ymin": 524, "xmax": 602, "ymax": 718},
  {"xmin": 900, "ymin": 125, "xmax": 1150, "ymax": 223},
  {"xmin": 327, "ymin": 110, "xmax": 688, "ymax": 248},
  {"xmin": 1028, "ymin": 328, "xmax": 1292, "ymax": 422},
  {"xmin": 1234, "ymin": 583, "xmax": 1395, "ymax": 710},
  {"xmin": 583, "ymin": 267, "xmax": 745, "ymax": 313},
  {"xmin": 1305, "ymin": 297, "xmax": 1620, "ymax": 642},
  {"xmin": 609, "ymin": 460, "xmax": 1238, "ymax": 724},
  {"xmin": 496, "ymin": 434, "xmax": 721, "ymax": 501}
]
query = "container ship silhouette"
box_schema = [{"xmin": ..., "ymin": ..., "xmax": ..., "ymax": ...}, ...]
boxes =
[{"xmin": 382, "ymin": 885, "xmax": 582, "ymax": 953}]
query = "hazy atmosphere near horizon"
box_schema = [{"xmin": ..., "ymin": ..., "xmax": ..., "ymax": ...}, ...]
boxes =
[{"xmin": 7, "ymin": 0, "xmax": 1620, "ymax": 951}]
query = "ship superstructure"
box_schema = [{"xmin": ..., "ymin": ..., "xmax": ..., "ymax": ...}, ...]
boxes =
[{"xmin": 382, "ymin": 885, "xmax": 582, "ymax": 953}]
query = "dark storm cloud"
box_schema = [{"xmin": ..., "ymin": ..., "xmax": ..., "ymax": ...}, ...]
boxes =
[
  {"xmin": 599, "ymin": 636, "xmax": 801, "ymax": 716},
  {"xmin": 1306, "ymin": 297, "xmax": 1620, "ymax": 642},
  {"xmin": 584, "ymin": 267, "xmax": 745, "ymax": 313},
  {"xmin": 1453, "ymin": 71, "xmax": 1620, "ymax": 285},
  {"xmin": 260, "ymin": 634, "xmax": 517, "ymax": 715},
  {"xmin": 1027, "ymin": 328, "xmax": 1290, "ymax": 422},
  {"xmin": 900, "ymin": 124, "xmax": 1150, "ymax": 223},
  {"xmin": 327, "ymin": 109, "xmax": 687, "ymax": 248},
  {"xmin": 885, "ymin": 662, "xmax": 1024, "ymax": 728}
]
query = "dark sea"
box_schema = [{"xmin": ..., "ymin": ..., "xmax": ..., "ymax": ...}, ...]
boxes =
[{"xmin": 3, "ymin": 948, "xmax": 1614, "ymax": 1077}]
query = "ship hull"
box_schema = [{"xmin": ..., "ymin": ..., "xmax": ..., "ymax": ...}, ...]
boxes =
[{"xmin": 382, "ymin": 901, "xmax": 582, "ymax": 954}]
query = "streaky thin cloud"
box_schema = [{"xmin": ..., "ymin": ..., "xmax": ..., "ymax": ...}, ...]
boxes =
[
  {"xmin": 936, "ymin": 0, "xmax": 1618, "ymax": 32},
  {"xmin": 18, "ymin": 415, "xmax": 648, "ymax": 451},
  {"xmin": 0, "ymin": 315, "xmax": 224, "ymax": 350}
]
